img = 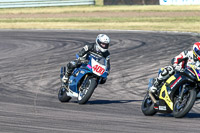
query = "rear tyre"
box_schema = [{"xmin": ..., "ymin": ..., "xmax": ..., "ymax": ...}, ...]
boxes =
[
  {"xmin": 141, "ymin": 93, "xmax": 157, "ymax": 116},
  {"xmin": 78, "ymin": 78, "xmax": 97, "ymax": 104},
  {"xmin": 58, "ymin": 86, "xmax": 71, "ymax": 102},
  {"xmin": 173, "ymin": 89, "xmax": 196, "ymax": 118}
]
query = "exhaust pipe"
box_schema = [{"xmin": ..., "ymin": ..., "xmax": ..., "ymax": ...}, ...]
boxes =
[{"xmin": 149, "ymin": 91, "xmax": 157, "ymax": 103}]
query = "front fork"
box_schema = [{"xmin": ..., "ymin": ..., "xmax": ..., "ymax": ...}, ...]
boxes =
[
  {"xmin": 178, "ymin": 85, "xmax": 186, "ymax": 102},
  {"xmin": 60, "ymin": 66, "xmax": 71, "ymax": 93},
  {"xmin": 177, "ymin": 84, "xmax": 195, "ymax": 102},
  {"xmin": 79, "ymin": 75, "xmax": 89, "ymax": 92},
  {"xmin": 60, "ymin": 66, "xmax": 66, "ymax": 79}
]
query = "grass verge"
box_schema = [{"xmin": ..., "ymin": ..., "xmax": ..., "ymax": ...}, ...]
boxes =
[{"xmin": 0, "ymin": 5, "xmax": 200, "ymax": 33}]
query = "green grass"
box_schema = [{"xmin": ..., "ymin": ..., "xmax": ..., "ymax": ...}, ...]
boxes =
[
  {"xmin": 1, "ymin": 5, "xmax": 200, "ymax": 14},
  {"xmin": 1, "ymin": 17, "xmax": 199, "ymax": 23},
  {"xmin": 0, "ymin": 5, "xmax": 200, "ymax": 33}
]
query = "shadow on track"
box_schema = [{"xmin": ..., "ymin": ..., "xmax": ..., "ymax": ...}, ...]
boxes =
[
  {"xmin": 157, "ymin": 113, "xmax": 200, "ymax": 118},
  {"xmin": 185, "ymin": 113, "xmax": 200, "ymax": 118},
  {"xmin": 86, "ymin": 99, "xmax": 142, "ymax": 104}
]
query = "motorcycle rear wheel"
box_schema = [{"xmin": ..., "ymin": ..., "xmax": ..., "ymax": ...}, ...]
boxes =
[
  {"xmin": 141, "ymin": 93, "xmax": 157, "ymax": 116},
  {"xmin": 173, "ymin": 89, "xmax": 196, "ymax": 118},
  {"xmin": 78, "ymin": 78, "xmax": 97, "ymax": 104},
  {"xmin": 58, "ymin": 86, "xmax": 71, "ymax": 102}
]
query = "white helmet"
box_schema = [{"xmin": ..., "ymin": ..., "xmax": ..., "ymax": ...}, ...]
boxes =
[{"xmin": 96, "ymin": 34, "xmax": 110, "ymax": 52}]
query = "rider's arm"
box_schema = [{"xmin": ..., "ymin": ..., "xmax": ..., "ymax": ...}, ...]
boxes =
[
  {"xmin": 173, "ymin": 50, "xmax": 188, "ymax": 65},
  {"xmin": 173, "ymin": 50, "xmax": 189, "ymax": 70},
  {"xmin": 77, "ymin": 44, "xmax": 93, "ymax": 58}
]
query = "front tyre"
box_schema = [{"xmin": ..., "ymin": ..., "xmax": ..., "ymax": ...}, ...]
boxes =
[
  {"xmin": 78, "ymin": 78, "xmax": 97, "ymax": 104},
  {"xmin": 173, "ymin": 89, "xmax": 196, "ymax": 118},
  {"xmin": 58, "ymin": 86, "xmax": 71, "ymax": 102},
  {"xmin": 141, "ymin": 93, "xmax": 157, "ymax": 116}
]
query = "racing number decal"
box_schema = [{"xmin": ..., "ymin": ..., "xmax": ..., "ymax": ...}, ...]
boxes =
[{"xmin": 93, "ymin": 65, "xmax": 105, "ymax": 75}]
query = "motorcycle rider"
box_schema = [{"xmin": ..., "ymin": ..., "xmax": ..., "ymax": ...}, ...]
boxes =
[
  {"xmin": 61, "ymin": 34, "xmax": 111, "ymax": 84},
  {"xmin": 150, "ymin": 42, "xmax": 200, "ymax": 93}
]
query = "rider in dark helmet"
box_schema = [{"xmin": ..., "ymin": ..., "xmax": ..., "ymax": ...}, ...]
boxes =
[{"xmin": 61, "ymin": 34, "xmax": 111, "ymax": 84}]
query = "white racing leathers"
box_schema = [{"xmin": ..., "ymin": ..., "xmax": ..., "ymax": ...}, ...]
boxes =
[
  {"xmin": 173, "ymin": 50, "xmax": 199, "ymax": 69},
  {"xmin": 151, "ymin": 50, "xmax": 199, "ymax": 93}
]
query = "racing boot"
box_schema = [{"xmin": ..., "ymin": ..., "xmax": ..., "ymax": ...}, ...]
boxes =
[
  {"xmin": 149, "ymin": 78, "xmax": 162, "ymax": 94},
  {"xmin": 61, "ymin": 72, "xmax": 71, "ymax": 83},
  {"xmin": 60, "ymin": 67, "xmax": 71, "ymax": 84},
  {"xmin": 150, "ymin": 66, "xmax": 173, "ymax": 94}
]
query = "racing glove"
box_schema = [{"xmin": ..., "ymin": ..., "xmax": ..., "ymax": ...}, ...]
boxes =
[
  {"xmin": 173, "ymin": 64, "xmax": 183, "ymax": 71},
  {"xmin": 78, "ymin": 57, "xmax": 88, "ymax": 64}
]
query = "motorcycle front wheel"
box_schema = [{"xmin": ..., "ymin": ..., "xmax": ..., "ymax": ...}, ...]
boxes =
[
  {"xmin": 58, "ymin": 86, "xmax": 71, "ymax": 102},
  {"xmin": 78, "ymin": 78, "xmax": 97, "ymax": 104},
  {"xmin": 173, "ymin": 88, "xmax": 196, "ymax": 118},
  {"xmin": 141, "ymin": 93, "xmax": 157, "ymax": 116}
]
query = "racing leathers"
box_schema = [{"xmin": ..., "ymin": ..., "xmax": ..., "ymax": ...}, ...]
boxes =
[
  {"xmin": 150, "ymin": 50, "xmax": 197, "ymax": 93},
  {"xmin": 62, "ymin": 43, "xmax": 110, "ymax": 84}
]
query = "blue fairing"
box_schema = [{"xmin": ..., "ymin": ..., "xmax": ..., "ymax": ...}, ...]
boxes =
[
  {"xmin": 68, "ymin": 53, "xmax": 108, "ymax": 93},
  {"xmin": 101, "ymin": 72, "xmax": 108, "ymax": 78},
  {"xmin": 68, "ymin": 66, "xmax": 91, "ymax": 93}
]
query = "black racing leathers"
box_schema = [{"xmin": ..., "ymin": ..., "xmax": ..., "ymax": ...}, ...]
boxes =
[{"xmin": 66, "ymin": 43, "xmax": 110, "ymax": 83}]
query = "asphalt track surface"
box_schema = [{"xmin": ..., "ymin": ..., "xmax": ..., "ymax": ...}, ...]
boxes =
[{"xmin": 0, "ymin": 30, "xmax": 200, "ymax": 133}]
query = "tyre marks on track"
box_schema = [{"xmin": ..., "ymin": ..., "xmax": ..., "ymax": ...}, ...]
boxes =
[{"xmin": 0, "ymin": 30, "xmax": 200, "ymax": 133}]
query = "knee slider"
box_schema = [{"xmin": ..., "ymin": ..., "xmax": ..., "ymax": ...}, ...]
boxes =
[
  {"xmin": 166, "ymin": 66, "xmax": 174, "ymax": 75},
  {"xmin": 161, "ymin": 68, "xmax": 168, "ymax": 76},
  {"xmin": 67, "ymin": 61, "xmax": 76, "ymax": 73},
  {"xmin": 158, "ymin": 67, "xmax": 169, "ymax": 80}
]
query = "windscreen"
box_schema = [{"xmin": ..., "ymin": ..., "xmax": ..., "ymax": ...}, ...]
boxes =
[{"xmin": 90, "ymin": 53, "xmax": 106, "ymax": 66}]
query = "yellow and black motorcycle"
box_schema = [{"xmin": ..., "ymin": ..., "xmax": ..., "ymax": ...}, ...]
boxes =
[{"xmin": 141, "ymin": 64, "xmax": 200, "ymax": 118}]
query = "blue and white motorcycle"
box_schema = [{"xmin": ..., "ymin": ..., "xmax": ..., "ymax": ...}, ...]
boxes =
[{"xmin": 58, "ymin": 53, "xmax": 109, "ymax": 104}]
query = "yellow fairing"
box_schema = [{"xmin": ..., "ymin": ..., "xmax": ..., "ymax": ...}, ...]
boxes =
[
  {"xmin": 189, "ymin": 64, "xmax": 200, "ymax": 81},
  {"xmin": 159, "ymin": 75, "xmax": 176, "ymax": 110},
  {"xmin": 166, "ymin": 75, "xmax": 176, "ymax": 84}
]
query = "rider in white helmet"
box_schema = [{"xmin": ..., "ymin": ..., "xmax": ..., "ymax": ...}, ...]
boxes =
[
  {"xmin": 96, "ymin": 34, "xmax": 110, "ymax": 52},
  {"xmin": 150, "ymin": 42, "xmax": 200, "ymax": 94},
  {"xmin": 61, "ymin": 34, "xmax": 111, "ymax": 84}
]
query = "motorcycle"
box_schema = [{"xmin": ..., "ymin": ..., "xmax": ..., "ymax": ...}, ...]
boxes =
[
  {"xmin": 141, "ymin": 63, "xmax": 200, "ymax": 118},
  {"xmin": 58, "ymin": 53, "xmax": 109, "ymax": 104}
]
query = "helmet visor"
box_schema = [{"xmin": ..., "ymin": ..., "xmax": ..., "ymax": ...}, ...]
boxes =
[
  {"xmin": 100, "ymin": 43, "xmax": 109, "ymax": 49},
  {"xmin": 194, "ymin": 47, "xmax": 200, "ymax": 56},
  {"xmin": 97, "ymin": 39, "xmax": 109, "ymax": 49}
]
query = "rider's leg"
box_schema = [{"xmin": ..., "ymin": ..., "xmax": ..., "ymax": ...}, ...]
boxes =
[
  {"xmin": 150, "ymin": 66, "xmax": 174, "ymax": 93},
  {"xmin": 62, "ymin": 60, "xmax": 79, "ymax": 83}
]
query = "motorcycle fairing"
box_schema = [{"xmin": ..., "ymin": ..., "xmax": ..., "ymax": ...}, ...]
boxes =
[
  {"xmin": 159, "ymin": 72, "xmax": 195, "ymax": 111},
  {"xmin": 65, "ymin": 54, "xmax": 108, "ymax": 98},
  {"xmin": 158, "ymin": 99, "xmax": 173, "ymax": 113},
  {"xmin": 86, "ymin": 54, "xmax": 108, "ymax": 78},
  {"xmin": 189, "ymin": 64, "xmax": 200, "ymax": 81},
  {"xmin": 91, "ymin": 58, "xmax": 106, "ymax": 76},
  {"xmin": 68, "ymin": 67, "xmax": 91, "ymax": 94},
  {"xmin": 159, "ymin": 75, "xmax": 176, "ymax": 110}
]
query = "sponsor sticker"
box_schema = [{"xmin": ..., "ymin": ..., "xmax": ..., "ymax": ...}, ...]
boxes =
[
  {"xmin": 80, "ymin": 71, "xmax": 85, "ymax": 74},
  {"xmin": 160, "ymin": 0, "xmax": 200, "ymax": 5},
  {"xmin": 170, "ymin": 76, "xmax": 182, "ymax": 89},
  {"xmin": 159, "ymin": 106, "xmax": 167, "ymax": 111}
]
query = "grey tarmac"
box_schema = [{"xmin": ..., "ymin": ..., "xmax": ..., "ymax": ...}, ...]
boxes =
[{"xmin": 0, "ymin": 30, "xmax": 200, "ymax": 133}]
